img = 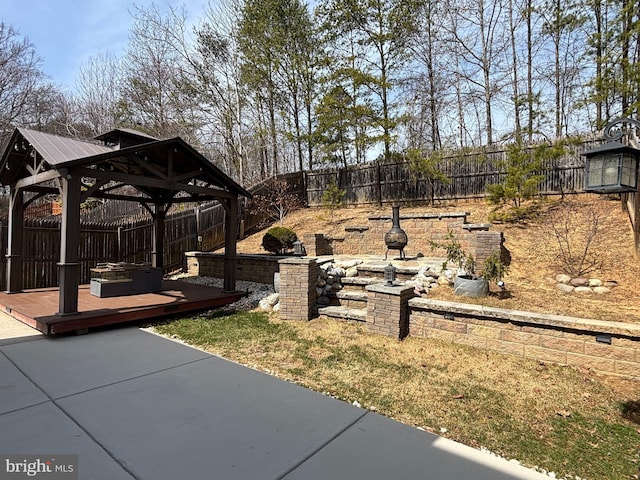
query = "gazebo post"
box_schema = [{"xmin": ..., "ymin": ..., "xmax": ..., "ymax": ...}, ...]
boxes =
[
  {"xmin": 223, "ymin": 196, "xmax": 238, "ymax": 292},
  {"xmin": 57, "ymin": 173, "xmax": 81, "ymax": 315},
  {"xmin": 151, "ymin": 203, "xmax": 165, "ymax": 270},
  {"xmin": 6, "ymin": 187, "xmax": 24, "ymax": 293}
]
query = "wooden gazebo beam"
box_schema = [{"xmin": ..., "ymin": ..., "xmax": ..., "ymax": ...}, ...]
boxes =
[
  {"xmin": 57, "ymin": 172, "xmax": 81, "ymax": 316},
  {"xmin": 5, "ymin": 187, "xmax": 24, "ymax": 293},
  {"xmin": 222, "ymin": 196, "xmax": 239, "ymax": 292}
]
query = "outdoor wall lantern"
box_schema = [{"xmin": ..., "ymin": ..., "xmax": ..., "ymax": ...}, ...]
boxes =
[
  {"xmin": 384, "ymin": 263, "xmax": 397, "ymax": 286},
  {"xmin": 583, "ymin": 117, "xmax": 640, "ymax": 193},
  {"xmin": 293, "ymin": 240, "xmax": 304, "ymax": 256}
]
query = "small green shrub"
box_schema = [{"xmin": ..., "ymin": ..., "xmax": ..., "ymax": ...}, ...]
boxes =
[
  {"xmin": 430, "ymin": 230, "xmax": 475, "ymax": 275},
  {"xmin": 486, "ymin": 142, "xmax": 545, "ymax": 208},
  {"xmin": 321, "ymin": 180, "xmax": 346, "ymax": 212},
  {"xmin": 481, "ymin": 251, "xmax": 509, "ymax": 284},
  {"xmin": 262, "ymin": 226, "xmax": 298, "ymax": 254},
  {"xmin": 488, "ymin": 203, "xmax": 541, "ymax": 223}
]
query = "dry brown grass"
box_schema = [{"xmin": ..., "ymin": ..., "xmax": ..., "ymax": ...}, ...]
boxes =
[{"xmin": 238, "ymin": 196, "xmax": 640, "ymax": 324}]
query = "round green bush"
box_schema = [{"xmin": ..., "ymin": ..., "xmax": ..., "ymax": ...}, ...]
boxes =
[{"xmin": 261, "ymin": 226, "xmax": 298, "ymax": 254}]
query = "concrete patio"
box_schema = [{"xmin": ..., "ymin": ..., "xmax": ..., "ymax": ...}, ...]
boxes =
[{"xmin": 0, "ymin": 318, "xmax": 550, "ymax": 479}]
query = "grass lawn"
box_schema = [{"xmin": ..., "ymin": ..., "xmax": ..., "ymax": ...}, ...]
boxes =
[{"xmin": 151, "ymin": 311, "xmax": 640, "ymax": 480}]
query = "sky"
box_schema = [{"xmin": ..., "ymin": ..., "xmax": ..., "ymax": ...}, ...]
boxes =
[{"xmin": 2, "ymin": 0, "xmax": 207, "ymax": 91}]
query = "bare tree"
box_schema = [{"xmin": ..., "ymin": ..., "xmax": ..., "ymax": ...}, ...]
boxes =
[
  {"xmin": 548, "ymin": 200, "xmax": 606, "ymax": 277},
  {"xmin": 118, "ymin": 4, "xmax": 201, "ymax": 141},
  {"xmin": 538, "ymin": 0, "xmax": 586, "ymax": 137},
  {"xmin": 248, "ymin": 178, "xmax": 303, "ymax": 226},
  {"xmin": 406, "ymin": 0, "xmax": 450, "ymax": 151},
  {"xmin": 15, "ymin": 83, "xmax": 79, "ymax": 137},
  {"xmin": 75, "ymin": 52, "xmax": 122, "ymax": 136},
  {"xmin": 0, "ymin": 22, "xmax": 44, "ymax": 147},
  {"xmin": 443, "ymin": 0, "xmax": 509, "ymax": 146},
  {"xmin": 192, "ymin": 0, "xmax": 251, "ymax": 183}
]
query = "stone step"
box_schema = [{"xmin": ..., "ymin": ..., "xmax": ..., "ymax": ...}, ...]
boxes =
[
  {"xmin": 317, "ymin": 306, "xmax": 367, "ymax": 322},
  {"xmin": 340, "ymin": 276, "xmax": 381, "ymax": 292},
  {"xmin": 356, "ymin": 259, "xmax": 444, "ymax": 280},
  {"xmin": 333, "ymin": 290, "xmax": 368, "ymax": 309}
]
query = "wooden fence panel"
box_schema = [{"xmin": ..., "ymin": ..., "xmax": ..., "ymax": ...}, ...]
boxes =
[
  {"xmin": 197, "ymin": 202, "xmax": 226, "ymax": 251},
  {"xmin": 306, "ymin": 144, "xmax": 591, "ymax": 207},
  {"xmin": 22, "ymin": 220, "xmax": 60, "ymax": 289}
]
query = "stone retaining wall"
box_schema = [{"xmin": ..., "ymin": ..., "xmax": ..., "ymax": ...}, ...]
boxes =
[
  {"xmin": 303, "ymin": 212, "xmax": 501, "ymax": 261},
  {"xmin": 185, "ymin": 252, "xmax": 281, "ymax": 285},
  {"xmin": 409, "ymin": 298, "xmax": 640, "ymax": 379}
]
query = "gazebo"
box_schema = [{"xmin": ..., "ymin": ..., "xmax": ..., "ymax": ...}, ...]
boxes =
[{"xmin": 0, "ymin": 127, "xmax": 251, "ymax": 317}]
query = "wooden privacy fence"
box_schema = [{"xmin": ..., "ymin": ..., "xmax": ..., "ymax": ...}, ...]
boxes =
[
  {"xmin": 0, "ymin": 172, "xmax": 307, "ymax": 290},
  {"xmin": 0, "ymin": 206, "xmax": 213, "ymax": 290},
  {"xmin": 306, "ymin": 141, "xmax": 590, "ymax": 206}
]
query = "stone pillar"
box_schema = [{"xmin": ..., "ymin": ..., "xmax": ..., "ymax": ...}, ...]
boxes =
[
  {"xmin": 278, "ymin": 257, "xmax": 318, "ymax": 321},
  {"xmin": 365, "ymin": 283, "xmax": 415, "ymax": 339},
  {"xmin": 302, "ymin": 233, "xmax": 333, "ymax": 256},
  {"xmin": 474, "ymin": 231, "xmax": 505, "ymax": 266}
]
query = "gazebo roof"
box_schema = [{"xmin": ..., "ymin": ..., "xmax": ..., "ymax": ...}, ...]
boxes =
[{"xmin": 0, "ymin": 127, "xmax": 251, "ymax": 203}]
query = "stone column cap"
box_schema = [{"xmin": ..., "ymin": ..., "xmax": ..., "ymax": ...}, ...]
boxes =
[
  {"xmin": 278, "ymin": 257, "xmax": 317, "ymax": 265},
  {"xmin": 366, "ymin": 283, "xmax": 415, "ymax": 295}
]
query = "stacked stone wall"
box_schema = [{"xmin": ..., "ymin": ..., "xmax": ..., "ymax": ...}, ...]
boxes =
[
  {"xmin": 185, "ymin": 252, "xmax": 281, "ymax": 285},
  {"xmin": 302, "ymin": 212, "xmax": 502, "ymax": 264},
  {"xmin": 409, "ymin": 298, "xmax": 640, "ymax": 379}
]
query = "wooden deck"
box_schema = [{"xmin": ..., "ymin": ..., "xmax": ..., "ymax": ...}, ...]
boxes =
[{"xmin": 0, "ymin": 281, "xmax": 245, "ymax": 335}]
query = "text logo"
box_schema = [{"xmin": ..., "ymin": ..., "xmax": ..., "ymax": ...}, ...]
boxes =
[{"xmin": 0, "ymin": 456, "xmax": 77, "ymax": 480}]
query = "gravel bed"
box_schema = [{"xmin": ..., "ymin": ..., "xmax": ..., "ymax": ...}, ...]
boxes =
[{"xmin": 169, "ymin": 274, "xmax": 275, "ymax": 313}]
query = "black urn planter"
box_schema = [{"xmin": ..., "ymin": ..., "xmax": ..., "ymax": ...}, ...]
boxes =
[{"xmin": 453, "ymin": 275, "xmax": 489, "ymax": 298}]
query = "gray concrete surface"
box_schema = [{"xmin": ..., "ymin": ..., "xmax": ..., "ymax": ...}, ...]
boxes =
[
  {"xmin": 0, "ymin": 311, "xmax": 42, "ymax": 346},
  {"xmin": 0, "ymin": 326, "xmax": 551, "ymax": 480}
]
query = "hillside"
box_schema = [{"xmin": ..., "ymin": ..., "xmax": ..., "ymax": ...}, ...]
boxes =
[{"xmin": 236, "ymin": 196, "xmax": 640, "ymax": 325}]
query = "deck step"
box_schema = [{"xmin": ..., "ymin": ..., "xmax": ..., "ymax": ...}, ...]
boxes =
[{"xmin": 317, "ymin": 306, "xmax": 367, "ymax": 322}]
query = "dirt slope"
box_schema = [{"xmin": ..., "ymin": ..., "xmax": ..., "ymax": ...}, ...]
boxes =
[{"xmin": 236, "ymin": 197, "xmax": 640, "ymax": 324}]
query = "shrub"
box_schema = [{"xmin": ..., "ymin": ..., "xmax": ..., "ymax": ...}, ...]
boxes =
[
  {"xmin": 486, "ymin": 142, "xmax": 545, "ymax": 208},
  {"xmin": 262, "ymin": 226, "xmax": 298, "ymax": 254},
  {"xmin": 431, "ymin": 231, "xmax": 509, "ymax": 286},
  {"xmin": 482, "ymin": 251, "xmax": 509, "ymax": 284},
  {"xmin": 548, "ymin": 200, "xmax": 606, "ymax": 277},
  {"xmin": 487, "ymin": 203, "xmax": 542, "ymax": 223},
  {"xmin": 407, "ymin": 148, "xmax": 450, "ymax": 205},
  {"xmin": 321, "ymin": 179, "xmax": 346, "ymax": 212}
]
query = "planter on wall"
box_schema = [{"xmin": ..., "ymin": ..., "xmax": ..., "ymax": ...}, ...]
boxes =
[{"xmin": 453, "ymin": 275, "xmax": 489, "ymax": 298}]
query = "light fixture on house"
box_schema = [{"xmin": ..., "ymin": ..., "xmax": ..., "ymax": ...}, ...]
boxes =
[{"xmin": 583, "ymin": 117, "xmax": 640, "ymax": 193}]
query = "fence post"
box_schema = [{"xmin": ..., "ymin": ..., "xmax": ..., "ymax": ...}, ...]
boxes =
[
  {"xmin": 0, "ymin": 220, "xmax": 4, "ymax": 291},
  {"xmin": 376, "ymin": 162, "xmax": 382, "ymax": 206},
  {"xmin": 117, "ymin": 226, "xmax": 123, "ymax": 261},
  {"xmin": 196, "ymin": 205, "xmax": 202, "ymax": 250}
]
